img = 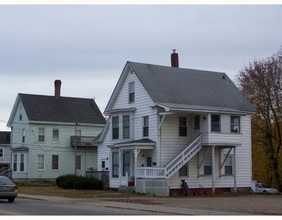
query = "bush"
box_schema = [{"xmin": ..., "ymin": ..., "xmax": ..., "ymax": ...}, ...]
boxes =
[{"xmin": 56, "ymin": 174, "xmax": 103, "ymax": 190}]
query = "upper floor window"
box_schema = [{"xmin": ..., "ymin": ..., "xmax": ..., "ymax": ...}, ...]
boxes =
[
  {"xmin": 128, "ymin": 81, "xmax": 135, "ymax": 103},
  {"xmin": 211, "ymin": 115, "xmax": 221, "ymax": 132},
  {"xmin": 38, "ymin": 128, "xmax": 45, "ymax": 142},
  {"xmin": 112, "ymin": 116, "xmax": 119, "ymax": 139},
  {"xmin": 22, "ymin": 129, "xmax": 25, "ymax": 143},
  {"xmin": 143, "ymin": 116, "xmax": 149, "ymax": 137},
  {"xmin": 123, "ymin": 115, "xmax": 130, "ymax": 139},
  {"xmin": 179, "ymin": 117, "xmax": 187, "ymax": 136},
  {"xmin": 194, "ymin": 115, "xmax": 200, "ymax": 130},
  {"xmin": 53, "ymin": 129, "xmax": 59, "ymax": 142},
  {"xmin": 19, "ymin": 106, "xmax": 23, "ymax": 121},
  {"xmin": 231, "ymin": 116, "xmax": 240, "ymax": 133}
]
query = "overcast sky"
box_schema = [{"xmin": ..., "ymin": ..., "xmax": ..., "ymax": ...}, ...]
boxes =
[{"xmin": 0, "ymin": 4, "xmax": 282, "ymax": 131}]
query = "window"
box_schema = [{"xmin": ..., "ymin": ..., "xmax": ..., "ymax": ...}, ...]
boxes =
[
  {"xmin": 194, "ymin": 115, "xmax": 200, "ymax": 130},
  {"xmin": 211, "ymin": 115, "xmax": 221, "ymax": 132},
  {"xmin": 13, "ymin": 153, "xmax": 26, "ymax": 172},
  {"xmin": 38, "ymin": 154, "xmax": 44, "ymax": 170},
  {"xmin": 225, "ymin": 155, "xmax": 233, "ymax": 175},
  {"xmin": 22, "ymin": 129, "xmax": 25, "ymax": 143},
  {"xmin": 53, "ymin": 129, "xmax": 59, "ymax": 142},
  {"xmin": 179, "ymin": 117, "xmax": 187, "ymax": 136},
  {"xmin": 20, "ymin": 154, "xmax": 25, "ymax": 171},
  {"xmin": 128, "ymin": 81, "xmax": 135, "ymax": 103},
  {"xmin": 123, "ymin": 151, "xmax": 130, "ymax": 176},
  {"xmin": 13, "ymin": 154, "xmax": 17, "ymax": 172},
  {"xmin": 123, "ymin": 115, "xmax": 130, "ymax": 139},
  {"xmin": 52, "ymin": 155, "xmax": 59, "ymax": 170},
  {"xmin": 112, "ymin": 116, "xmax": 119, "ymax": 139},
  {"xmin": 143, "ymin": 116, "xmax": 149, "ymax": 137},
  {"xmin": 179, "ymin": 163, "xmax": 189, "ymax": 177},
  {"xmin": 112, "ymin": 152, "xmax": 119, "ymax": 177},
  {"xmin": 38, "ymin": 128, "xmax": 45, "ymax": 142},
  {"xmin": 231, "ymin": 116, "xmax": 240, "ymax": 133},
  {"xmin": 0, "ymin": 148, "xmax": 3, "ymax": 158},
  {"xmin": 75, "ymin": 155, "xmax": 81, "ymax": 170},
  {"xmin": 19, "ymin": 106, "xmax": 22, "ymax": 121},
  {"xmin": 204, "ymin": 154, "xmax": 212, "ymax": 175}
]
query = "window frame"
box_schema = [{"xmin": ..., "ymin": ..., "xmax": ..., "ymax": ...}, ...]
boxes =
[
  {"xmin": 179, "ymin": 163, "xmax": 189, "ymax": 177},
  {"xmin": 143, "ymin": 116, "xmax": 149, "ymax": 137},
  {"xmin": 211, "ymin": 115, "xmax": 221, "ymax": 132},
  {"xmin": 194, "ymin": 115, "xmax": 200, "ymax": 130},
  {"xmin": 123, "ymin": 151, "xmax": 130, "ymax": 176},
  {"xmin": 52, "ymin": 155, "xmax": 59, "ymax": 170},
  {"xmin": 179, "ymin": 117, "xmax": 187, "ymax": 137},
  {"xmin": 230, "ymin": 116, "xmax": 240, "ymax": 133},
  {"xmin": 0, "ymin": 148, "xmax": 3, "ymax": 158},
  {"xmin": 128, "ymin": 81, "xmax": 135, "ymax": 103},
  {"xmin": 37, "ymin": 154, "xmax": 45, "ymax": 170},
  {"xmin": 123, "ymin": 115, "xmax": 130, "ymax": 139},
  {"xmin": 52, "ymin": 129, "xmax": 59, "ymax": 142},
  {"xmin": 224, "ymin": 155, "xmax": 233, "ymax": 176},
  {"xmin": 38, "ymin": 128, "xmax": 45, "ymax": 142},
  {"xmin": 112, "ymin": 116, "xmax": 119, "ymax": 139},
  {"xmin": 75, "ymin": 155, "xmax": 81, "ymax": 170},
  {"xmin": 204, "ymin": 154, "xmax": 212, "ymax": 175},
  {"xmin": 112, "ymin": 151, "xmax": 119, "ymax": 178}
]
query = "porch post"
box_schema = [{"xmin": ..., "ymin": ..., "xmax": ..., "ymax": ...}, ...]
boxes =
[
  {"xmin": 212, "ymin": 145, "xmax": 215, "ymax": 194},
  {"xmin": 234, "ymin": 146, "xmax": 237, "ymax": 193},
  {"xmin": 133, "ymin": 148, "xmax": 140, "ymax": 187}
]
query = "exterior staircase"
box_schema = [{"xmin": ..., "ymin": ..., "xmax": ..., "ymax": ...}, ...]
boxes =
[{"xmin": 164, "ymin": 135, "xmax": 202, "ymax": 178}]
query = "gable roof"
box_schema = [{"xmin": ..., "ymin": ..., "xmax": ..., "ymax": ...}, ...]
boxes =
[
  {"xmin": 106, "ymin": 61, "xmax": 255, "ymax": 114},
  {"xmin": 16, "ymin": 93, "xmax": 106, "ymax": 125}
]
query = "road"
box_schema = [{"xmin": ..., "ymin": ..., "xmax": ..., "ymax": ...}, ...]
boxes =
[{"xmin": 0, "ymin": 198, "xmax": 162, "ymax": 215}]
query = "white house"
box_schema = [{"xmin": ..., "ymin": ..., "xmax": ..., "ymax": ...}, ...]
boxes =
[
  {"xmin": 0, "ymin": 131, "xmax": 11, "ymax": 176},
  {"xmin": 98, "ymin": 51, "xmax": 255, "ymax": 196},
  {"xmin": 7, "ymin": 80, "xmax": 105, "ymax": 182}
]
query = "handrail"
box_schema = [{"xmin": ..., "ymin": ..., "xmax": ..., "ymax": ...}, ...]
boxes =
[{"xmin": 165, "ymin": 135, "xmax": 202, "ymax": 178}]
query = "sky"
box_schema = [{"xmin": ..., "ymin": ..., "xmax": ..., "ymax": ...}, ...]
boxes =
[{"xmin": 0, "ymin": 3, "xmax": 282, "ymax": 131}]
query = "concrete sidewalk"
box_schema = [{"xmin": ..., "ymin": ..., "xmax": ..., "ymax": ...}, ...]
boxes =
[{"xmin": 18, "ymin": 193, "xmax": 250, "ymax": 215}]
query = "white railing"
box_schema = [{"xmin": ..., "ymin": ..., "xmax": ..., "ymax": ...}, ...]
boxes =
[
  {"xmin": 165, "ymin": 135, "xmax": 202, "ymax": 178},
  {"xmin": 135, "ymin": 135, "xmax": 202, "ymax": 179}
]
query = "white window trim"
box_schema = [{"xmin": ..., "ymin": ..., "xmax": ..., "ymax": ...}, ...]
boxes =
[{"xmin": 37, "ymin": 154, "xmax": 45, "ymax": 170}]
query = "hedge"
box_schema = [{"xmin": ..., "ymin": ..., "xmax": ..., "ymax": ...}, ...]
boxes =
[{"xmin": 56, "ymin": 174, "xmax": 103, "ymax": 190}]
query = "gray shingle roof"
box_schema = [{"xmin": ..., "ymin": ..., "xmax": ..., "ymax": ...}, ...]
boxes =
[
  {"xmin": 128, "ymin": 62, "xmax": 255, "ymax": 113},
  {"xmin": 19, "ymin": 94, "xmax": 106, "ymax": 124}
]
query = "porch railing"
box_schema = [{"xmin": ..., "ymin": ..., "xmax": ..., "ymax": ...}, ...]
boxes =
[
  {"xmin": 70, "ymin": 136, "xmax": 98, "ymax": 147},
  {"xmin": 136, "ymin": 135, "xmax": 202, "ymax": 179}
]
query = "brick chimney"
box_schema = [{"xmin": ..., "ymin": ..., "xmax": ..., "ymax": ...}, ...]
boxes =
[
  {"xmin": 171, "ymin": 49, "xmax": 179, "ymax": 68},
  {"xmin": 54, "ymin": 80, "xmax": 62, "ymax": 97}
]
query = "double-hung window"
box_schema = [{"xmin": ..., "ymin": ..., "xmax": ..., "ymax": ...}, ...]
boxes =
[
  {"xmin": 123, "ymin": 115, "xmax": 130, "ymax": 139},
  {"xmin": 75, "ymin": 155, "xmax": 81, "ymax": 170},
  {"xmin": 179, "ymin": 117, "xmax": 187, "ymax": 136},
  {"xmin": 112, "ymin": 152, "xmax": 119, "ymax": 177},
  {"xmin": 22, "ymin": 129, "xmax": 25, "ymax": 143},
  {"xmin": 211, "ymin": 115, "xmax": 221, "ymax": 132},
  {"xmin": 53, "ymin": 129, "xmax": 59, "ymax": 142},
  {"xmin": 143, "ymin": 116, "xmax": 149, "ymax": 137},
  {"xmin": 128, "ymin": 82, "xmax": 135, "ymax": 103},
  {"xmin": 225, "ymin": 155, "xmax": 233, "ymax": 175},
  {"xmin": 38, "ymin": 154, "xmax": 44, "ymax": 170},
  {"xmin": 231, "ymin": 116, "xmax": 240, "ymax": 133},
  {"xmin": 204, "ymin": 154, "xmax": 212, "ymax": 175},
  {"xmin": 52, "ymin": 155, "xmax": 59, "ymax": 170},
  {"xmin": 38, "ymin": 128, "xmax": 45, "ymax": 142},
  {"xmin": 112, "ymin": 116, "xmax": 119, "ymax": 139}
]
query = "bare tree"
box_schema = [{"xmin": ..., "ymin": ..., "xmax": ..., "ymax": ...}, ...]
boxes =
[{"xmin": 237, "ymin": 47, "xmax": 282, "ymax": 188}]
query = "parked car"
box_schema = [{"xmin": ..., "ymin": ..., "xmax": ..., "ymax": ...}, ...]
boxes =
[
  {"xmin": 0, "ymin": 176, "xmax": 18, "ymax": 203},
  {"xmin": 255, "ymin": 182, "xmax": 279, "ymax": 194}
]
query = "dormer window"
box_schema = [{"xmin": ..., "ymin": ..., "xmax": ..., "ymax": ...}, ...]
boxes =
[{"xmin": 128, "ymin": 81, "xmax": 135, "ymax": 103}]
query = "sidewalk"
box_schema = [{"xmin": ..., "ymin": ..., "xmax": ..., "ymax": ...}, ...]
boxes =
[{"xmin": 18, "ymin": 193, "xmax": 250, "ymax": 215}]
